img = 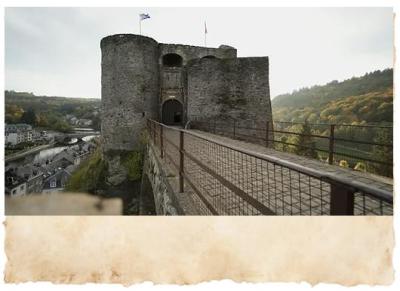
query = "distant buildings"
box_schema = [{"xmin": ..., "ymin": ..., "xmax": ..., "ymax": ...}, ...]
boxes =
[
  {"xmin": 5, "ymin": 170, "xmax": 27, "ymax": 197},
  {"xmin": 65, "ymin": 115, "xmax": 93, "ymax": 127},
  {"xmin": 5, "ymin": 123, "xmax": 33, "ymax": 146},
  {"xmin": 78, "ymin": 119, "xmax": 93, "ymax": 126},
  {"xmin": 5, "ymin": 123, "xmax": 50, "ymax": 146},
  {"xmin": 16, "ymin": 165, "xmax": 44, "ymax": 194},
  {"xmin": 5, "ymin": 140, "xmax": 96, "ymax": 196}
]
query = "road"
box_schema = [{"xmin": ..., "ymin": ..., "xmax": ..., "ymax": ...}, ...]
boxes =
[{"xmin": 5, "ymin": 143, "xmax": 55, "ymax": 163}]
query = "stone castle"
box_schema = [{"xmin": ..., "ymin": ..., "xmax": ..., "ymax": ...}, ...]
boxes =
[{"xmin": 101, "ymin": 34, "xmax": 273, "ymax": 154}]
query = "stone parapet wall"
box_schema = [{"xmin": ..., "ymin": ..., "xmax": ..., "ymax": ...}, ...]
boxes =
[
  {"xmin": 141, "ymin": 142, "xmax": 184, "ymax": 215},
  {"xmin": 159, "ymin": 43, "xmax": 237, "ymax": 65}
]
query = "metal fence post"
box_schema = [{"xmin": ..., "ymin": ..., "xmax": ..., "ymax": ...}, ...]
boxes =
[
  {"xmin": 233, "ymin": 119, "xmax": 236, "ymax": 138},
  {"xmin": 329, "ymin": 124, "xmax": 335, "ymax": 165},
  {"xmin": 179, "ymin": 130, "xmax": 184, "ymax": 193},
  {"xmin": 330, "ymin": 182, "xmax": 354, "ymax": 215},
  {"xmin": 265, "ymin": 121, "xmax": 270, "ymax": 148},
  {"xmin": 160, "ymin": 124, "xmax": 164, "ymax": 159}
]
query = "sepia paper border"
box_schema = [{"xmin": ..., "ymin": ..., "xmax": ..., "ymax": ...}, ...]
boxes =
[{"xmin": 4, "ymin": 216, "xmax": 394, "ymax": 285}]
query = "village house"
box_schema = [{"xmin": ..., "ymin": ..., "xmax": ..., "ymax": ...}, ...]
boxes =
[
  {"xmin": 5, "ymin": 123, "xmax": 33, "ymax": 146},
  {"xmin": 16, "ymin": 165, "xmax": 44, "ymax": 194},
  {"xmin": 51, "ymin": 148, "xmax": 81, "ymax": 168},
  {"xmin": 5, "ymin": 169, "xmax": 27, "ymax": 197},
  {"xmin": 42, "ymin": 168, "xmax": 72, "ymax": 193},
  {"xmin": 78, "ymin": 119, "xmax": 93, "ymax": 126}
]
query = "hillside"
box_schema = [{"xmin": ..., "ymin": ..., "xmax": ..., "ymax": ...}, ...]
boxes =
[
  {"xmin": 272, "ymin": 69, "xmax": 393, "ymax": 124},
  {"xmin": 5, "ymin": 90, "xmax": 101, "ymax": 131}
]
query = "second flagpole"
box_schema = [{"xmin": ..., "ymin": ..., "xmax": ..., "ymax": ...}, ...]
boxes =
[{"xmin": 204, "ymin": 21, "xmax": 207, "ymax": 47}]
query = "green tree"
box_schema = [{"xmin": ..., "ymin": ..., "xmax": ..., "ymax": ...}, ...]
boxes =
[
  {"xmin": 52, "ymin": 119, "xmax": 73, "ymax": 133},
  {"xmin": 36, "ymin": 113, "xmax": 49, "ymax": 127},
  {"xmin": 293, "ymin": 120, "xmax": 318, "ymax": 159},
  {"xmin": 92, "ymin": 115, "xmax": 101, "ymax": 131},
  {"xmin": 5, "ymin": 104, "xmax": 24, "ymax": 123},
  {"xmin": 371, "ymin": 129, "xmax": 393, "ymax": 177},
  {"xmin": 20, "ymin": 108, "xmax": 36, "ymax": 125}
]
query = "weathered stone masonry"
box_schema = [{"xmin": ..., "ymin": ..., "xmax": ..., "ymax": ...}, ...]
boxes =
[
  {"xmin": 101, "ymin": 34, "xmax": 273, "ymax": 190},
  {"xmin": 140, "ymin": 142, "xmax": 184, "ymax": 215}
]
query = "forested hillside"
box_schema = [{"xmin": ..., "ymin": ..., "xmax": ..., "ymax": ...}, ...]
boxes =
[
  {"xmin": 272, "ymin": 69, "xmax": 393, "ymax": 124},
  {"xmin": 5, "ymin": 90, "xmax": 101, "ymax": 131},
  {"xmin": 271, "ymin": 69, "xmax": 393, "ymax": 177}
]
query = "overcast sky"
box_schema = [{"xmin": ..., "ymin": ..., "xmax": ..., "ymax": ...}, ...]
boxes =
[{"xmin": 5, "ymin": 7, "xmax": 393, "ymax": 99}]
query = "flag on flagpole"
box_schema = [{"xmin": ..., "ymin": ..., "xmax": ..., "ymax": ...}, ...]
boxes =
[
  {"xmin": 139, "ymin": 13, "xmax": 150, "ymax": 35},
  {"xmin": 139, "ymin": 13, "xmax": 150, "ymax": 21}
]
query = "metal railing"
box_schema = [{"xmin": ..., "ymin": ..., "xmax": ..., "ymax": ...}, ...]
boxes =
[
  {"xmin": 189, "ymin": 119, "xmax": 393, "ymax": 178},
  {"xmin": 147, "ymin": 119, "xmax": 393, "ymax": 216}
]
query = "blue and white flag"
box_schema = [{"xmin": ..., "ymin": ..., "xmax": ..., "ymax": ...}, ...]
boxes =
[{"xmin": 139, "ymin": 13, "xmax": 150, "ymax": 21}]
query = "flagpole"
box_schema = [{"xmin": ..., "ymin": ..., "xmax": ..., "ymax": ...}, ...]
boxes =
[
  {"xmin": 204, "ymin": 21, "xmax": 207, "ymax": 47},
  {"xmin": 139, "ymin": 19, "xmax": 141, "ymax": 35}
]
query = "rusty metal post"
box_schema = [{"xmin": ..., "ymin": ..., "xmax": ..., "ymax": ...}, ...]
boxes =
[
  {"xmin": 330, "ymin": 183, "xmax": 354, "ymax": 215},
  {"xmin": 233, "ymin": 119, "xmax": 236, "ymax": 138},
  {"xmin": 160, "ymin": 124, "xmax": 164, "ymax": 159},
  {"xmin": 179, "ymin": 131, "xmax": 184, "ymax": 193},
  {"xmin": 265, "ymin": 121, "xmax": 270, "ymax": 148},
  {"xmin": 328, "ymin": 124, "xmax": 335, "ymax": 165}
]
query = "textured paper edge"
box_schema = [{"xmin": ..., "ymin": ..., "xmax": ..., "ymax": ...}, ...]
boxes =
[{"xmin": 4, "ymin": 216, "xmax": 394, "ymax": 286}]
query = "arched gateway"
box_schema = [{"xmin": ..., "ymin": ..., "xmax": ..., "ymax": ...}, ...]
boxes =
[{"xmin": 162, "ymin": 99, "xmax": 183, "ymax": 125}]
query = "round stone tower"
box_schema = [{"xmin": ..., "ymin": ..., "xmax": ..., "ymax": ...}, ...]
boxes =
[{"xmin": 101, "ymin": 34, "xmax": 159, "ymax": 153}]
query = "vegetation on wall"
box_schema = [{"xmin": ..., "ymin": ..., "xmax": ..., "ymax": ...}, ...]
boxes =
[
  {"xmin": 104, "ymin": 149, "xmax": 144, "ymax": 182},
  {"xmin": 66, "ymin": 148, "xmax": 108, "ymax": 193},
  {"xmin": 121, "ymin": 151, "xmax": 143, "ymax": 182}
]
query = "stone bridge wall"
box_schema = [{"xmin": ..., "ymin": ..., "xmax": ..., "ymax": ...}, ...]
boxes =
[{"xmin": 140, "ymin": 142, "xmax": 184, "ymax": 215}]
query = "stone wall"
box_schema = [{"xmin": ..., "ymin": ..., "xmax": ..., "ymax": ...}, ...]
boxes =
[
  {"xmin": 141, "ymin": 143, "xmax": 184, "ymax": 215},
  {"xmin": 186, "ymin": 57, "xmax": 273, "ymax": 129},
  {"xmin": 101, "ymin": 35, "xmax": 238, "ymax": 152},
  {"xmin": 101, "ymin": 34, "xmax": 160, "ymax": 152},
  {"xmin": 158, "ymin": 43, "xmax": 237, "ymax": 124},
  {"xmin": 100, "ymin": 34, "xmax": 273, "ymax": 188},
  {"xmin": 158, "ymin": 43, "xmax": 237, "ymax": 65}
]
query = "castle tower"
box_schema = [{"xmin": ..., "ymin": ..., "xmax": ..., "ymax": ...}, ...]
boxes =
[
  {"xmin": 101, "ymin": 34, "xmax": 159, "ymax": 153},
  {"xmin": 100, "ymin": 34, "xmax": 272, "ymax": 185}
]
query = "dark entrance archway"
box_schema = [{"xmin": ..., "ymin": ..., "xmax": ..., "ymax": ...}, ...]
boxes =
[
  {"xmin": 162, "ymin": 99, "xmax": 183, "ymax": 125},
  {"xmin": 162, "ymin": 53, "xmax": 183, "ymax": 67}
]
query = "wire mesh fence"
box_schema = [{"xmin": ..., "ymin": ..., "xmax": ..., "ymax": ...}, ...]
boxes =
[
  {"xmin": 190, "ymin": 119, "xmax": 393, "ymax": 178},
  {"xmin": 147, "ymin": 119, "xmax": 393, "ymax": 216}
]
